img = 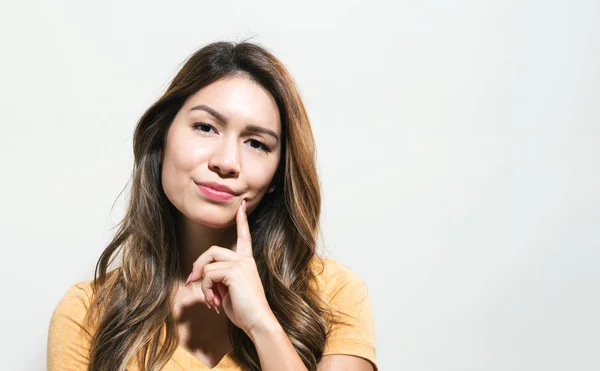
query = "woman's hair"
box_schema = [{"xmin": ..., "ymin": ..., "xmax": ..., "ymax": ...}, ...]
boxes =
[{"xmin": 84, "ymin": 40, "xmax": 339, "ymax": 371}]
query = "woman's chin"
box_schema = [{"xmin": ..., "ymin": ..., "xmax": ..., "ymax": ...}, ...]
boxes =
[{"xmin": 189, "ymin": 210, "xmax": 236, "ymax": 229}]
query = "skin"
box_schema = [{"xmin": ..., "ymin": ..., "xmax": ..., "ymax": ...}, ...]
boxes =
[{"xmin": 161, "ymin": 75, "xmax": 373, "ymax": 370}]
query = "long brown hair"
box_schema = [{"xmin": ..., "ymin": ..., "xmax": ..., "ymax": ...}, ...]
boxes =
[{"xmin": 84, "ymin": 40, "xmax": 337, "ymax": 370}]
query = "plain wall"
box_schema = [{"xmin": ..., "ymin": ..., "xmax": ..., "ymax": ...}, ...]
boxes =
[{"xmin": 0, "ymin": 0, "xmax": 598, "ymax": 370}]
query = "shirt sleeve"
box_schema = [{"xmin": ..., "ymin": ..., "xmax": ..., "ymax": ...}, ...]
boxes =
[
  {"xmin": 322, "ymin": 262, "xmax": 377, "ymax": 370},
  {"xmin": 47, "ymin": 282, "xmax": 93, "ymax": 370}
]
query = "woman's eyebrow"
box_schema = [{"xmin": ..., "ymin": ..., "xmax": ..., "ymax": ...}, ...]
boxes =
[
  {"xmin": 245, "ymin": 125, "xmax": 280, "ymax": 142},
  {"xmin": 190, "ymin": 104, "xmax": 228, "ymax": 123},
  {"xmin": 190, "ymin": 104, "xmax": 279, "ymax": 142}
]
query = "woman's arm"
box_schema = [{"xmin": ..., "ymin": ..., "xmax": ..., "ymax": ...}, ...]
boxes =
[
  {"xmin": 248, "ymin": 318, "xmax": 308, "ymax": 371},
  {"xmin": 248, "ymin": 318, "xmax": 374, "ymax": 371}
]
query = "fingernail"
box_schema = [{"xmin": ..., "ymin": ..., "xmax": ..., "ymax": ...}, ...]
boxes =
[
  {"xmin": 206, "ymin": 301, "xmax": 211, "ymax": 309},
  {"xmin": 214, "ymin": 304, "xmax": 220, "ymax": 314},
  {"xmin": 242, "ymin": 199, "xmax": 247, "ymax": 212},
  {"xmin": 185, "ymin": 272, "xmax": 193, "ymax": 286}
]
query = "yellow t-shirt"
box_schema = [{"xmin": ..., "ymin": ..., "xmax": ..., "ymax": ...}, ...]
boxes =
[{"xmin": 47, "ymin": 257, "xmax": 377, "ymax": 370}]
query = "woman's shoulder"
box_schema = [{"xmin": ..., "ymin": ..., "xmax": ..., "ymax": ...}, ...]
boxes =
[
  {"xmin": 50, "ymin": 269, "xmax": 119, "ymax": 320},
  {"xmin": 309, "ymin": 256, "xmax": 370, "ymax": 302},
  {"xmin": 52, "ymin": 279, "xmax": 93, "ymax": 317},
  {"xmin": 55, "ymin": 280, "xmax": 93, "ymax": 312},
  {"xmin": 309, "ymin": 256, "xmax": 377, "ymax": 368},
  {"xmin": 48, "ymin": 270, "xmax": 118, "ymax": 369},
  {"xmin": 309, "ymin": 255, "xmax": 361, "ymax": 278}
]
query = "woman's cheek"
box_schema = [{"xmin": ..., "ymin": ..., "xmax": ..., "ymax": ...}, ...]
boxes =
[
  {"xmin": 242, "ymin": 177, "xmax": 271, "ymax": 208},
  {"xmin": 183, "ymin": 139, "xmax": 213, "ymax": 168}
]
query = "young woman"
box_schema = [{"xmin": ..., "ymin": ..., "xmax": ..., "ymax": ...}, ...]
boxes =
[{"xmin": 47, "ymin": 41, "xmax": 376, "ymax": 371}]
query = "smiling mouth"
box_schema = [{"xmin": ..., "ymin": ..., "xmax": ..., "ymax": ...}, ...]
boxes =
[
  {"xmin": 197, "ymin": 181, "xmax": 237, "ymax": 194},
  {"xmin": 197, "ymin": 184, "xmax": 236, "ymax": 201}
]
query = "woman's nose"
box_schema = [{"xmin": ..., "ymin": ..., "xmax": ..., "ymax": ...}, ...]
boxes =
[{"xmin": 208, "ymin": 139, "xmax": 240, "ymax": 177}]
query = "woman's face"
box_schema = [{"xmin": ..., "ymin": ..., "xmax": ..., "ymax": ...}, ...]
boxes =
[{"xmin": 161, "ymin": 75, "xmax": 282, "ymax": 228}]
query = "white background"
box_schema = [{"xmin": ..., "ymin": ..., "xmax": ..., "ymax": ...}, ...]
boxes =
[{"xmin": 1, "ymin": 1, "xmax": 599, "ymax": 370}]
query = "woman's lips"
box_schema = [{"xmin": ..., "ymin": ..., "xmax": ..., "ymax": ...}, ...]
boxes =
[{"xmin": 197, "ymin": 184, "xmax": 235, "ymax": 201}]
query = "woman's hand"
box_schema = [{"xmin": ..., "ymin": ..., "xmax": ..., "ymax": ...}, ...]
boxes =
[{"xmin": 185, "ymin": 200, "xmax": 278, "ymax": 335}]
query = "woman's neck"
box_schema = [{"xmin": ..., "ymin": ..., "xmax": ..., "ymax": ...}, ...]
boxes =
[{"xmin": 173, "ymin": 214, "xmax": 234, "ymax": 350}]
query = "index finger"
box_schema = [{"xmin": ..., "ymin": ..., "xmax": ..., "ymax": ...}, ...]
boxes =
[{"xmin": 234, "ymin": 199, "xmax": 252, "ymax": 256}]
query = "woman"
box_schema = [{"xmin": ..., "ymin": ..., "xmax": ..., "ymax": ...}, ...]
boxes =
[{"xmin": 47, "ymin": 41, "xmax": 376, "ymax": 371}]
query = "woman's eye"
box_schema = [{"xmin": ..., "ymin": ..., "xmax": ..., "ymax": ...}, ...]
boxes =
[
  {"xmin": 193, "ymin": 123, "xmax": 216, "ymax": 133},
  {"xmin": 248, "ymin": 139, "xmax": 271, "ymax": 152}
]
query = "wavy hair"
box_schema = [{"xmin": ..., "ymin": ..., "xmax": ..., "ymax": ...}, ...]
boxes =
[{"xmin": 84, "ymin": 40, "xmax": 340, "ymax": 371}]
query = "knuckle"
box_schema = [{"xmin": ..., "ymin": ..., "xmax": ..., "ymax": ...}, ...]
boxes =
[
  {"xmin": 233, "ymin": 266, "xmax": 244, "ymax": 278},
  {"xmin": 201, "ymin": 275, "xmax": 212, "ymax": 289}
]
